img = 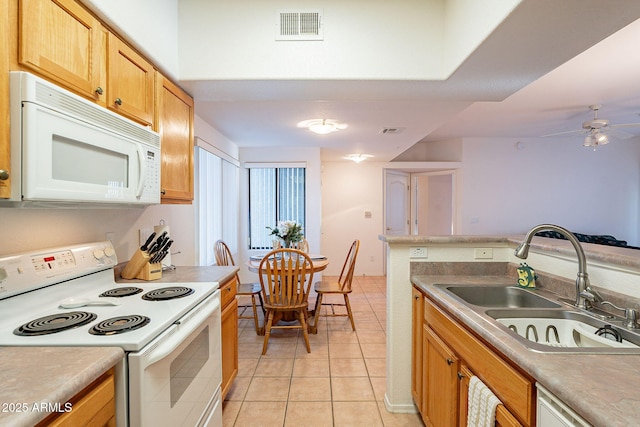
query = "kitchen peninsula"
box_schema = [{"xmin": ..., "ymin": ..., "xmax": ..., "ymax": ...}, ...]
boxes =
[{"xmin": 381, "ymin": 234, "xmax": 640, "ymax": 426}]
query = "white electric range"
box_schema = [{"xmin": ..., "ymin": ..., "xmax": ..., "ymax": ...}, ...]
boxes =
[{"xmin": 0, "ymin": 241, "xmax": 223, "ymax": 427}]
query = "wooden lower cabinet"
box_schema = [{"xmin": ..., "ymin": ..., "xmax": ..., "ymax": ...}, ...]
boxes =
[
  {"xmin": 221, "ymin": 277, "xmax": 238, "ymax": 399},
  {"xmin": 422, "ymin": 325, "xmax": 459, "ymax": 426},
  {"xmin": 412, "ymin": 286, "xmax": 533, "ymax": 427},
  {"xmin": 411, "ymin": 287, "xmax": 424, "ymax": 411},
  {"xmin": 36, "ymin": 369, "xmax": 115, "ymax": 427}
]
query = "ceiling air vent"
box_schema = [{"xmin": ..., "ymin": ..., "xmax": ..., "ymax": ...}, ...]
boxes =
[
  {"xmin": 276, "ymin": 10, "xmax": 323, "ymax": 41},
  {"xmin": 380, "ymin": 127, "xmax": 405, "ymax": 135}
]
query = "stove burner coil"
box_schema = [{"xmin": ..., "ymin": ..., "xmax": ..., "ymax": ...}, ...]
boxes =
[
  {"xmin": 142, "ymin": 286, "xmax": 195, "ymax": 301},
  {"xmin": 89, "ymin": 315, "xmax": 151, "ymax": 335},
  {"xmin": 14, "ymin": 311, "xmax": 97, "ymax": 336},
  {"xmin": 99, "ymin": 287, "xmax": 144, "ymax": 298}
]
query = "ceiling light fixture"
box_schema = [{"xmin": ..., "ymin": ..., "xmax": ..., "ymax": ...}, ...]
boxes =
[
  {"xmin": 583, "ymin": 129, "xmax": 610, "ymax": 149},
  {"xmin": 344, "ymin": 154, "xmax": 373, "ymax": 163},
  {"xmin": 297, "ymin": 119, "xmax": 347, "ymax": 135}
]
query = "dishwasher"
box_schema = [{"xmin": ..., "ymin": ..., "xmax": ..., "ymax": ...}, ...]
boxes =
[{"xmin": 536, "ymin": 384, "xmax": 592, "ymax": 427}]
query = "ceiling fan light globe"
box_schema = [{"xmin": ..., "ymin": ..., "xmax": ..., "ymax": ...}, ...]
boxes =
[{"xmin": 583, "ymin": 135, "xmax": 595, "ymax": 147}]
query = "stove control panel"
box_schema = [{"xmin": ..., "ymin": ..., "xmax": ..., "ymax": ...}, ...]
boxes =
[
  {"xmin": 32, "ymin": 250, "xmax": 76, "ymax": 274},
  {"xmin": 0, "ymin": 241, "xmax": 117, "ymax": 299}
]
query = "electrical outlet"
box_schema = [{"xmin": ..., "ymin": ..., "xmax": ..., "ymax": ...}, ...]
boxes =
[
  {"xmin": 474, "ymin": 248, "xmax": 493, "ymax": 259},
  {"xmin": 410, "ymin": 247, "xmax": 428, "ymax": 258}
]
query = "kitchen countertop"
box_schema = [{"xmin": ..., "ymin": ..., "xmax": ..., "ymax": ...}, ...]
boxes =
[
  {"xmin": 0, "ymin": 346, "xmax": 124, "ymax": 427},
  {"xmin": 413, "ymin": 275, "xmax": 640, "ymax": 427},
  {"xmin": 116, "ymin": 265, "xmax": 239, "ymax": 285},
  {"xmin": 381, "ymin": 233, "xmax": 640, "ymax": 270}
]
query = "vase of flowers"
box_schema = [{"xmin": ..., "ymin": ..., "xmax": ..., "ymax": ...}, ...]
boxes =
[{"xmin": 267, "ymin": 220, "xmax": 304, "ymax": 249}]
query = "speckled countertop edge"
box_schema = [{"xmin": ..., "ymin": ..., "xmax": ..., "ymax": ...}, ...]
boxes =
[
  {"xmin": 0, "ymin": 346, "xmax": 124, "ymax": 427},
  {"xmin": 412, "ymin": 275, "xmax": 640, "ymax": 427},
  {"xmin": 380, "ymin": 234, "xmax": 640, "ymax": 270}
]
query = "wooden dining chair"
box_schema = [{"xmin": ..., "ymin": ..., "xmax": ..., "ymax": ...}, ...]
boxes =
[
  {"xmin": 293, "ymin": 238, "xmax": 309, "ymax": 253},
  {"xmin": 311, "ymin": 240, "xmax": 360, "ymax": 332},
  {"xmin": 258, "ymin": 249, "xmax": 314, "ymax": 354},
  {"xmin": 214, "ymin": 240, "xmax": 265, "ymax": 335}
]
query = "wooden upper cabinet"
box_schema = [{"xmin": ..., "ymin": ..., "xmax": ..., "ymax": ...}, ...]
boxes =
[
  {"xmin": 18, "ymin": 0, "xmax": 104, "ymax": 101},
  {"xmin": 107, "ymin": 34, "xmax": 155, "ymax": 126},
  {"xmin": 156, "ymin": 74, "xmax": 194, "ymax": 204}
]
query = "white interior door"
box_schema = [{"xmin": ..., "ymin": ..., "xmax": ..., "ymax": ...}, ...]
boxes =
[{"xmin": 385, "ymin": 171, "xmax": 410, "ymax": 235}]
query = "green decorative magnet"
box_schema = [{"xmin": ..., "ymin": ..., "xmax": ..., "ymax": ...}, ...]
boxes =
[{"xmin": 517, "ymin": 262, "xmax": 537, "ymax": 289}]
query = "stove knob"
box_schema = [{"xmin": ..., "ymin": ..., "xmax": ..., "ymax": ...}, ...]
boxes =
[
  {"xmin": 104, "ymin": 247, "xmax": 116, "ymax": 258},
  {"xmin": 93, "ymin": 249, "xmax": 105, "ymax": 260}
]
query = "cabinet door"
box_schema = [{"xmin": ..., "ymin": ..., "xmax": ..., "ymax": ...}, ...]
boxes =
[
  {"xmin": 458, "ymin": 365, "xmax": 522, "ymax": 427},
  {"xmin": 221, "ymin": 298, "xmax": 238, "ymax": 400},
  {"xmin": 423, "ymin": 326, "xmax": 459, "ymax": 427},
  {"xmin": 107, "ymin": 33, "xmax": 155, "ymax": 126},
  {"xmin": 411, "ymin": 287, "xmax": 424, "ymax": 411},
  {"xmin": 0, "ymin": 0, "xmax": 10, "ymax": 198},
  {"xmin": 19, "ymin": 0, "xmax": 104, "ymax": 100},
  {"xmin": 156, "ymin": 74, "xmax": 194, "ymax": 203}
]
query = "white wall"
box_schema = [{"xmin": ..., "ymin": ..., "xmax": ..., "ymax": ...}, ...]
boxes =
[
  {"xmin": 321, "ymin": 162, "xmax": 386, "ymax": 276},
  {"xmin": 458, "ymin": 137, "xmax": 640, "ymax": 245},
  {"xmin": 177, "ymin": 0, "xmax": 521, "ymax": 81}
]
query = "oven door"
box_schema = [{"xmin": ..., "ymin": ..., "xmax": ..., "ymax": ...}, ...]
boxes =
[{"xmin": 128, "ymin": 290, "xmax": 222, "ymax": 427}]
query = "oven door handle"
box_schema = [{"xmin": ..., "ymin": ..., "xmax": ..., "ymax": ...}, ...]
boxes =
[{"xmin": 145, "ymin": 290, "xmax": 221, "ymax": 366}]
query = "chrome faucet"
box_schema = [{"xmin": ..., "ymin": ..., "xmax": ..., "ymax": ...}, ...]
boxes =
[{"xmin": 515, "ymin": 224, "xmax": 591, "ymax": 310}]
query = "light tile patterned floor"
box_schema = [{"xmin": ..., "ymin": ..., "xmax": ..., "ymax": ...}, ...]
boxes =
[{"xmin": 222, "ymin": 275, "xmax": 425, "ymax": 427}]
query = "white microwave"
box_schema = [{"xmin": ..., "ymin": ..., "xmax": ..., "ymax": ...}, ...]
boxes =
[{"xmin": 3, "ymin": 72, "xmax": 161, "ymax": 206}]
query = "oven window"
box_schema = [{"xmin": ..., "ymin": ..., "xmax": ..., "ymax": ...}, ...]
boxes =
[
  {"xmin": 52, "ymin": 134, "xmax": 129, "ymax": 186},
  {"xmin": 170, "ymin": 326, "xmax": 210, "ymax": 406}
]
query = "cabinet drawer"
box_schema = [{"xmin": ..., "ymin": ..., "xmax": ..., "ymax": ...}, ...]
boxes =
[
  {"xmin": 37, "ymin": 369, "xmax": 115, "ymax": 427},
  {"xmin": 425, "ymin": 299, "xmax": 535, "ymax": 426},
  {"xmin": 221, "ymin": 276, "xmax": 238, "ymax": 309}
]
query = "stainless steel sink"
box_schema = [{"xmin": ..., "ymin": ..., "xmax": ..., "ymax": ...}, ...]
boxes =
[
  {"xmin": 441, "ymin": 285, "xmax": 562, "ymax": 308},
  {"xmin": 485, "ymin": 309, "xmax": 640, "ymax": 353},
  {"xmin": 434, "ymin": 284, "xmax": 640, "ymax": 354}
]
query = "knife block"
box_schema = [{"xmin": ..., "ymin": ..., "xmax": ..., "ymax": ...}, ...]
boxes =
[
  {"xmin": 136, "ymin": 262, "xmax": 163, "ymax": 281},
  {"xmin": 121, "ymin": 249, "xmax": 151, "ymax": 279}
]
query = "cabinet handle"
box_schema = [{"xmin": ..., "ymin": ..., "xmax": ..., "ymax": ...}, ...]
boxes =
[
  {"xmin": 446, "ymin": 358, "xmax": 453, "ymax": 365},
  {"xmin": 457, "ymin": 372, "xmax": 464, "ymax": 380},
  {"xmin": 161, "ymin": 189, "xmax": 166, "ymax": 195},
  {"xmin": 114, "ymin": 98, "xmax": 122, "ymax": 106},
  {"xmin": 414, "ymin": 295, "xmax": 419, "ymax": 300},
  {"xmin": 95, "ymin": 87, "xmax": 103, "ymax": 95},
  {"xmin": 0, "ymin": 170, "xmax": 9, "ymax": 181}
]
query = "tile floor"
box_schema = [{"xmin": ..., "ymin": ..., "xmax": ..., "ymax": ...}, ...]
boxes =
[{"xmin": 222, "ymin": 275, "xmax": 425, "ymax": 427}]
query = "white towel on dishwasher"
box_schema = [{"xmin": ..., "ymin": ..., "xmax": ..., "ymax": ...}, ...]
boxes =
[{"xmin": 467, "ymin": 375, "xmax": 502, "ymax": 427}]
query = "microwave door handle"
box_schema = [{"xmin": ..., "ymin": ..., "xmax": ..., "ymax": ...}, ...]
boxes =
[{"xmin": 136, "ymin": 146, "xmax": 146, "ymax": 198}]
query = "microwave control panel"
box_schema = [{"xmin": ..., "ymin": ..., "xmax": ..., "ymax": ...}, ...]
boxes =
[{"xmin": 141, "ymin": 148, "xmax": 161, "ymax": 203}]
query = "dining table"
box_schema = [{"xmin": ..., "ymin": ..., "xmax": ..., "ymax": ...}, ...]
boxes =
[{"xmin": 246, "ymin": 252, "xmax": 329, "ymax": 333}]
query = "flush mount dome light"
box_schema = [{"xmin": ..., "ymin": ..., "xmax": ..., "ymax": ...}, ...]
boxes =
[
  {"xmin": 297, "ymin": 119, "xmax": 347, "ymax": 134},
  {"xmin": 343, "ymin": 154, "xmax": 373, "ymax": 163}
]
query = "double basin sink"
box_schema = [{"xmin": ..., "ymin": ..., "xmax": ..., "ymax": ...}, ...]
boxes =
[{"xmin": 436, "ymin": 284, "xmax": 640, "ymax": 354}]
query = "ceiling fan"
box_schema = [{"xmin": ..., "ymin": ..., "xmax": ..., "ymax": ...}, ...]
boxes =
[{"xmin": 543, "ymin": 104, "xmax": 640, "ymax": 148}]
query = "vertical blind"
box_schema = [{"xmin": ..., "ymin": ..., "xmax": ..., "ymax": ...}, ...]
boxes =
[
  {"xmin": 195, "ymin": 147, "xmax": 239, "ymax": 265},
  {"xmin": 249, "ymin": 167, "xmax": 305, "ymax": 249}
]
